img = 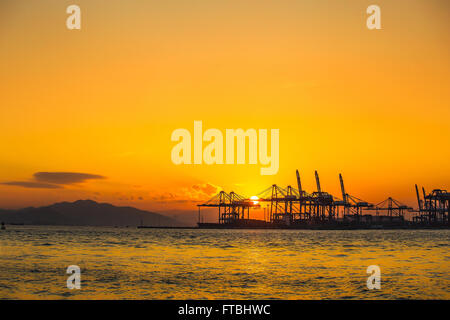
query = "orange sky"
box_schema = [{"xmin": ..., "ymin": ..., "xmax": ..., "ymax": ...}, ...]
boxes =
[{"xmin": 0, "ymin": 0, "xmax": 449, "ymax": 211}]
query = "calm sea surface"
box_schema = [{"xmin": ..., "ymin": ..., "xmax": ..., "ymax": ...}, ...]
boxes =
[{"xmin": 0, "ymin": 226, "xmax": 448, "ymax": 299}]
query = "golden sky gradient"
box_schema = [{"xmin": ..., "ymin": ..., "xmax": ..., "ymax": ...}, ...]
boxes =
[{"xmin": 0, "ymin": 0, "xmax": 449, "ymax": 211}]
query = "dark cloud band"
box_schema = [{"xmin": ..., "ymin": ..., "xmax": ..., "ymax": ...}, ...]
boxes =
[
  {"xmin": 1, "ymin": 172, "xmax": 106, "ymax": 189},
  {"xmin": 33, "ymin": 172, "xmax": 106, "ymax": 185}
]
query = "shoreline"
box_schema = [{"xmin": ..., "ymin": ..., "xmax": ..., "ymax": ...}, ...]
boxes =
[{"xmin": 1, "ymin": 224, "xmax": 448, "ymax": 230}]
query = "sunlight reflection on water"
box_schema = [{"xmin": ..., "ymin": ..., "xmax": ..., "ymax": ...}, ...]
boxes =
[{"xmin": 0, "ymin": 226, "xmax": 448, "ymax": 299}]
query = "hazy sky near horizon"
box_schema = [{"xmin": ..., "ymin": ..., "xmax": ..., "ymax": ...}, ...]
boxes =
[{"xmin": 0, "ymin": 0, "xmax": 449, "ymax": 211}]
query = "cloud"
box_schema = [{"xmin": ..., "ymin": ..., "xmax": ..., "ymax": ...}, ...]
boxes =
[
  {"xmin": 0, "ymin": 171, "xmax": 105, "ymax": 189},
  {"xmin": 192, "ymin": 183, "xmax": 219, "ymax": 195},
  {"xmin": 149, "ymin": 183, "xmax": 221, "ymax": 204},
  {"xmin": 1, "ymin": 181, "xmax": 63, "ymax": 189},
  {"xmin": 33, "ymin": 172, "xmax": 106, "ymax": 185}
]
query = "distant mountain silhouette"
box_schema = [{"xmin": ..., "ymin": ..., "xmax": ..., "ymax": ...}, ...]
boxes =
[{"xmin": 0, "ymin": 200, "xmax": 183, "ymax": 227}]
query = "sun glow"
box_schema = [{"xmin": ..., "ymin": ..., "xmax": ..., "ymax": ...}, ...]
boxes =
[{"xmin": 250, "ymin": 196, "xmax": 259, "ymax": 205}]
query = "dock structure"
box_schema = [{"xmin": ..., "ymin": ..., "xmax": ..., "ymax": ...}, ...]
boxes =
[
  {"xmin": 333, "ymin": 172, "xmax": 373, "ymax": 220},
  {"xmin": 197, "ymin": 171, "xmax": 449, "ymax": 229},
  {"xmin": 413, "ymin": 186, "xmax": 449, "ymax": 225},
  {"xmin": 197, "ymin": 190, "xmax": 260, "ymax": 224},
  {"xmin": 362, "ymin": 197, "xmax": 411, "ymax": 226},
  {"xmin": 366, "ymin": 197, "xmax": 411, "ymax": 217}
]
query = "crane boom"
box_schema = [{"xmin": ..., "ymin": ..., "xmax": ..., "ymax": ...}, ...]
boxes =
[
  {"xmin": 422, "ymin": 187, "xmax": 427, "ymax": 210},
  {"xmin": 415, "ymin": 184, "xmax": 422, "ymax": 210},
  {"xmin": 339, "ymin": 173, "xmax": 347, "ymax": 203},
  {"xmin": 296, "ymin": 170, "xmax": 303, "ymax": 197},
  {"xmin": 315, "ymin": 170, "xmax": 321, "ymax": 193}
]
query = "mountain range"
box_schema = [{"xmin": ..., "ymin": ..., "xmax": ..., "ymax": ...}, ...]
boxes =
[{"xmin": 0, "ymin": 200, "xmax": 183, "ymax": 227}]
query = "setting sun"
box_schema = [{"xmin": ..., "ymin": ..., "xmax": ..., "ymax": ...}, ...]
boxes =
[{"xmin": 250, "ymin": 196, "xmax": 259, "ymax": 205}]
